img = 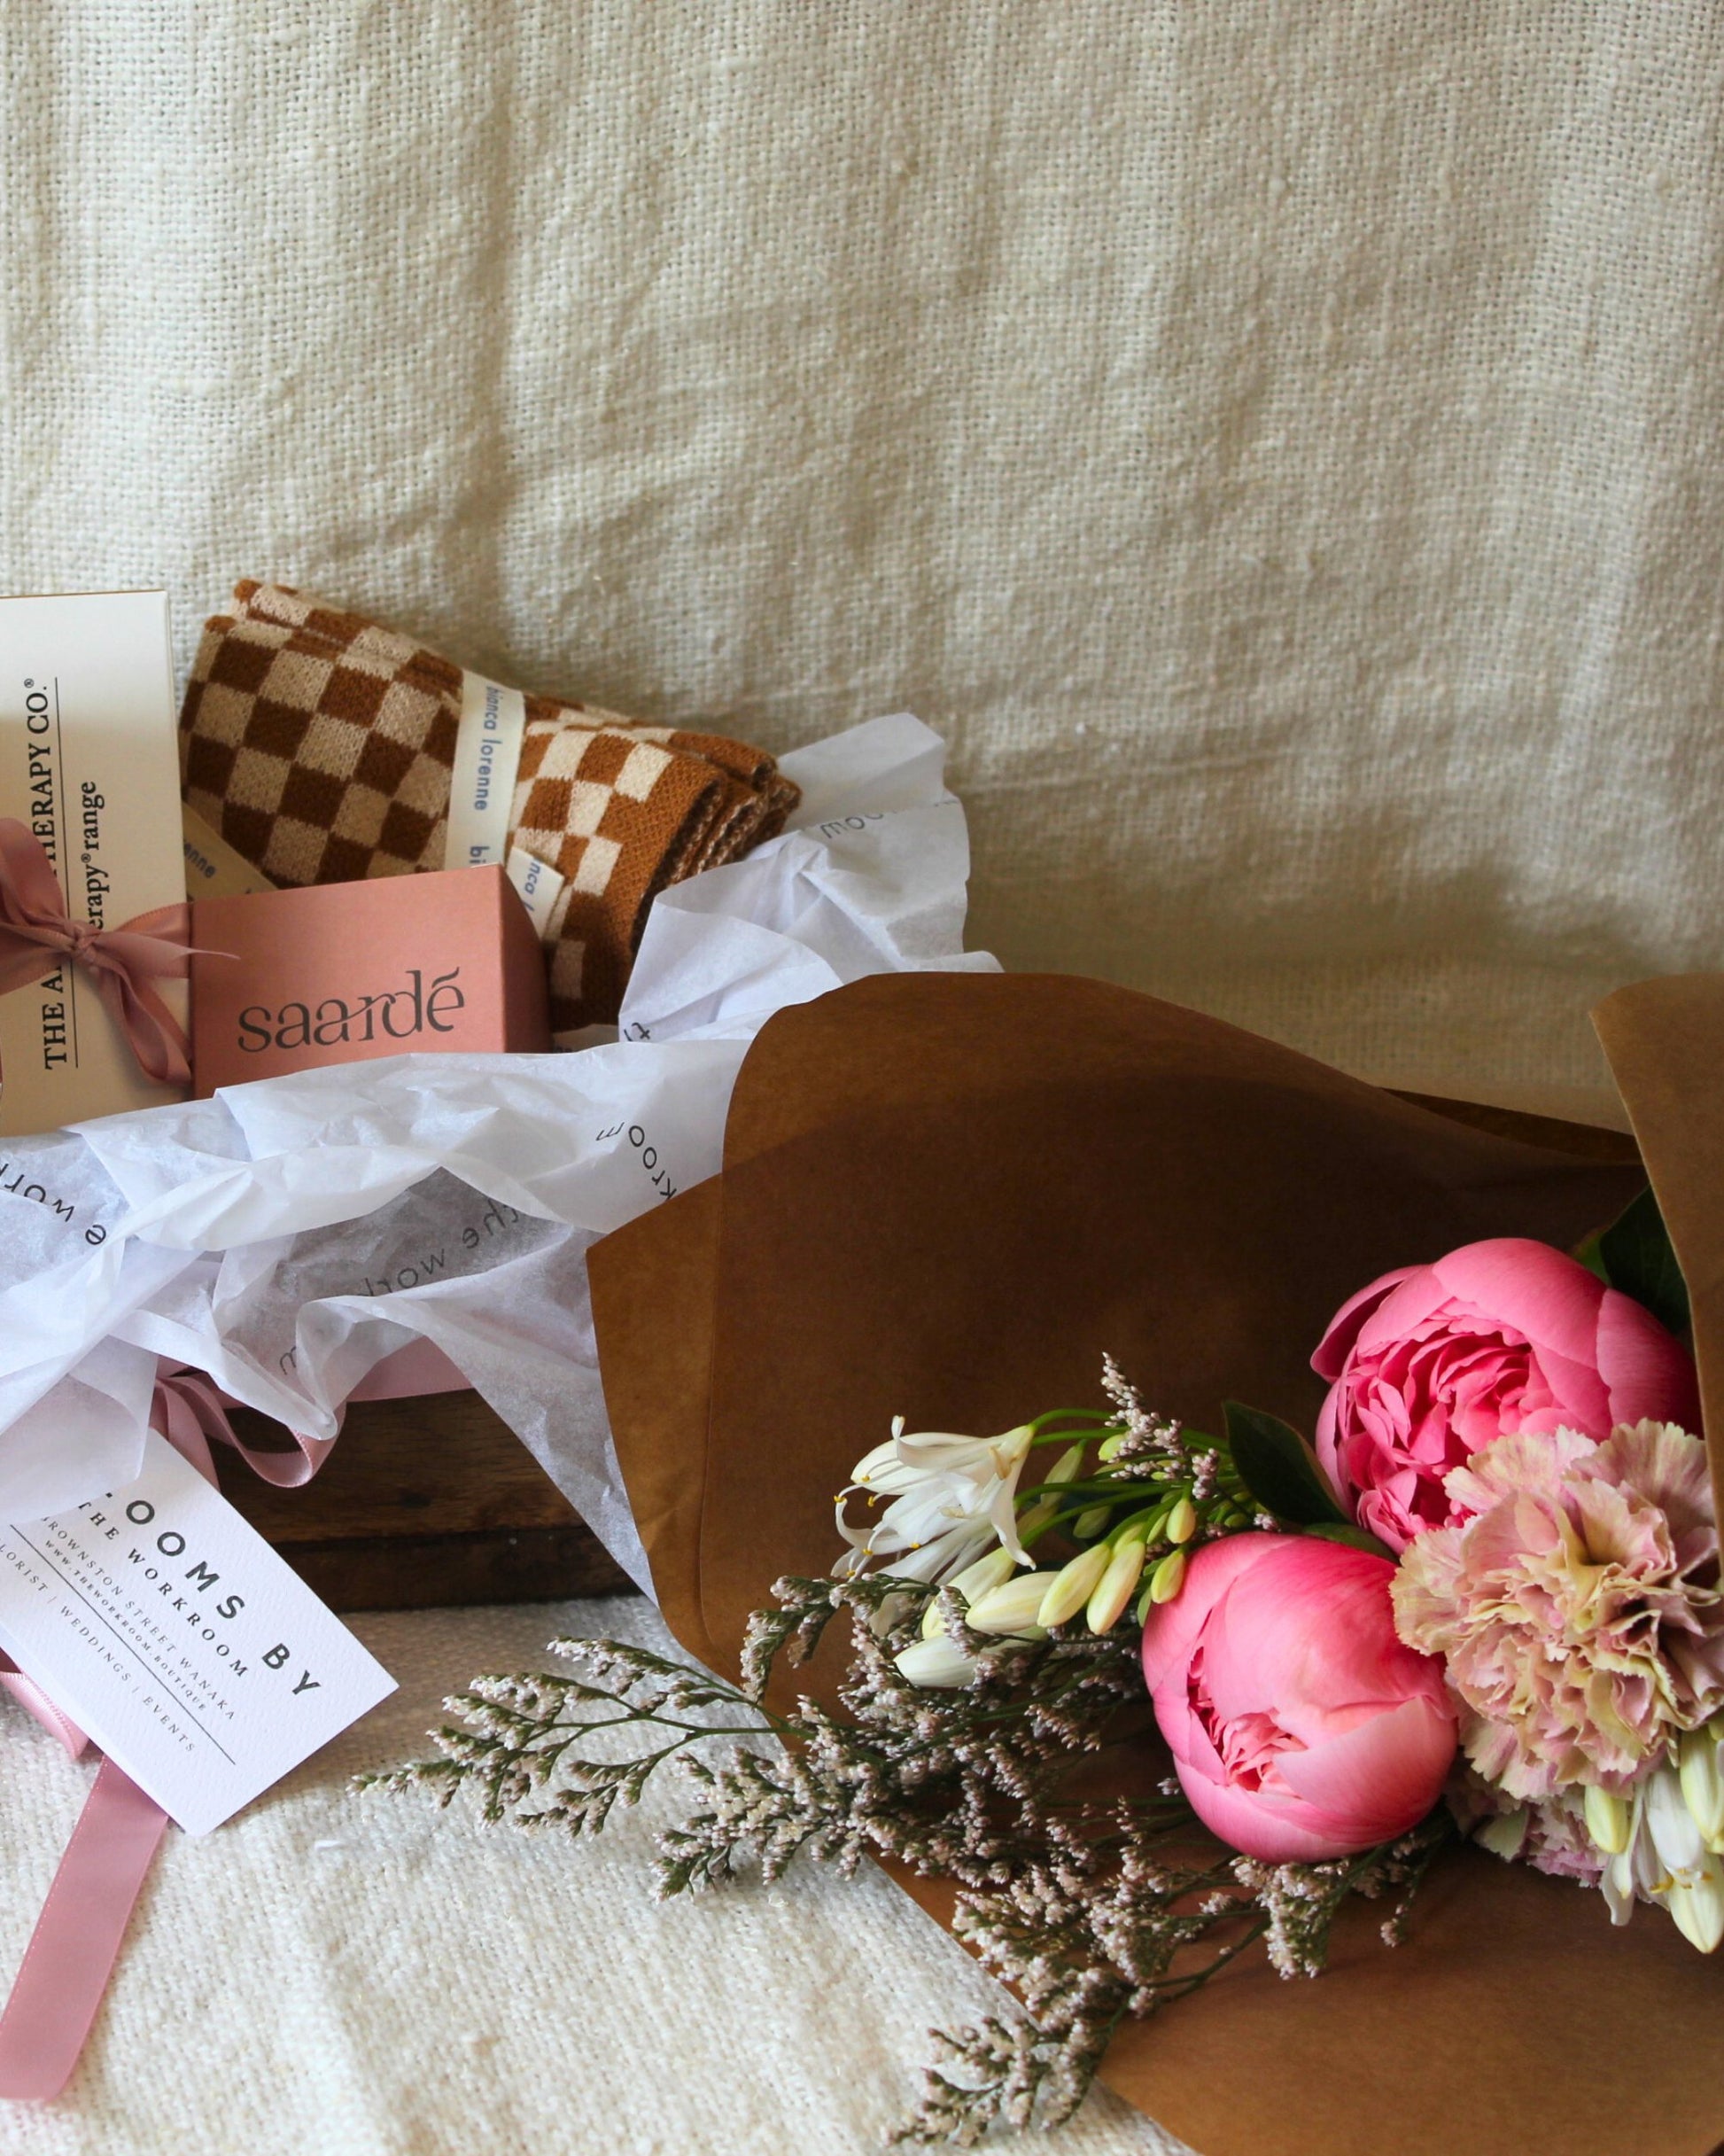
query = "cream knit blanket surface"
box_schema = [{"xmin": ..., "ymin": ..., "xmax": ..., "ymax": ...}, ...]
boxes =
[
  {"xmin": 3, "ymin": 3, "xmax": 1723, "ymax": 2148},
  {"xmin": 0, "ymin": 1600, "xmax": 1181, "ymax": 2156},
  {"xmin": 0, "ymin": 1604, "xmax": 1181, "ymax": 2156}
]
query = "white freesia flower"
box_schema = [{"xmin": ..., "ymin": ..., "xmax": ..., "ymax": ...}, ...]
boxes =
[
  {"xmin": 966, "ymin": 1571, "xmax": 1060, "ymax": 1635},
  {"xmin": 893, "ymin": 1634, "xmax": 980, "ymax": 1688},
  {"xmin": 835, "ymin": 1419, "xmax": 1036, "ymax": 1585},
  {"xmin": 1037, "ymin": 1545, "xmax": 1111, "ymax": 1628},
  {"xmin": 1678, "ymin": 1720, "xmax": 1724, "ymax": 1849},
  {"xmin": 1599, "ymin": 1765, "xmax": 1724, "ymax": 1951}
]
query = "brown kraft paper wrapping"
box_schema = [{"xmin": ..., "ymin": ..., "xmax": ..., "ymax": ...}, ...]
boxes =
[{"xmin": 587, "ymin": 972, "xmax": 1724, "ymax": 2156}]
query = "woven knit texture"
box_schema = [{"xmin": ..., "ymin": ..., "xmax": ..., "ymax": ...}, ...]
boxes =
[
  {"xmin": 5, "ymin": 4, "xmax": 1723, "ymax": 1110},
  {"xmin": 0, "ymin": 1599, "xmax": 1182, "ymax": 2156},
  {"xmin": 182, "ymin": 584, "xmax": 797, "ymax": 1030}
]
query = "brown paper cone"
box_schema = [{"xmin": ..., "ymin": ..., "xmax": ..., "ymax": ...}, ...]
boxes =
[
  {"xmin": 588, "ymin": 973, "xmax": 1724, "ymax": 2156},
  {"xmin": 1593, "ymin": 974, "xmax": 1724, "ymax": 1532}
]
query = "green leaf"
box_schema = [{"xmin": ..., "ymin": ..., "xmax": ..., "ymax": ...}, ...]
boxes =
[
  {"xmin": 1597, "ymin": 1184, "xmax": 1690, "ymax": 1340},
  {"xmin": 1305, "ymin": 1522, "xmax": 1396, "ymax": 1559},
  {"xmin": 1223, "ymin": 1401, "xmax": 1349, "ymax": 1527},
  {"xmin": 1573, "ymin": 1231, "xmax": 1609, "ymax": 1285}
]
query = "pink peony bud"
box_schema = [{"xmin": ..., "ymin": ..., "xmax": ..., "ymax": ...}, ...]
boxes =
[
  {"xmin": 1312, "ymin": 1237, "xmax": 1699, "ymax": 1552},
  {"xmin": 1140, "ymin": 1534, "xmax": 1456, "ymax": 1862}
]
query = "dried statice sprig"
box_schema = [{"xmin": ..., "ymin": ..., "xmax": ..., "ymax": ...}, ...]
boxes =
[
  {"xmin": 1231, "ymin": 1812, "xmax": 1454, "ymax": 1979},
  {"xmin": 368, "ymin": 1371, "xmax": 1454, "ymax": 2143},
  {"xmin": 362, "ymin": 1570, "xmax": 1152, "ymax": 1891},
  {"xmin": 357, "ymin": 1638, "xmax": 767, "ymax": 1836},
  {"xmin": 893, "ymin": 1810, "xmax": 1458, "ymax": 2144},
  {"xmin": 1003, "ymin": 1361, "xmax": 1262, "ymax": 1580},
  {"xmin": 369, "ymin": 1573, "xmax": 1454, "ymax": 2141}
]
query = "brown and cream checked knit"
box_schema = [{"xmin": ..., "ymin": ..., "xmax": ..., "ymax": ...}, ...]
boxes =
[{"xmin": 180, "ymin": 582, "xmax": 799, "ymax": 1031}]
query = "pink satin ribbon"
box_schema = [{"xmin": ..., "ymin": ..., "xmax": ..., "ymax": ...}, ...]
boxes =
[
  {"xmin": 152, "ymin": 1340, "xmax": 470, "ymax": 1489},
  {"xmin": 0, "ymin": 1349, "xmax": 472, "ymax": 2099},
  {"xmin": 0, "ymin": 818, "xmax": 197, "ymax": 1088},
  {"xmin": 0, "ymin": 1374, "xmax": 221, "ymax": 2102},
  {"xmin": 0, "ymin": 1758, "xmax": 167, "ymax": 2101}
]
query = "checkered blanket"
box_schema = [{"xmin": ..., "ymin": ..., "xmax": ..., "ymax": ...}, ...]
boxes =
[{"xmin": 180, "ymin": 583, "xmax": 799, "ymax": 1031}]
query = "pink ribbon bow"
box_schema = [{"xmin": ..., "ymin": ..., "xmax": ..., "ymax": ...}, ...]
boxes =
[{"xmin": 0, "ymin": 819, "xmax": 194, "ymax": 1088}]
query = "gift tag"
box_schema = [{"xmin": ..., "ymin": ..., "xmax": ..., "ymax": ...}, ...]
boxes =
[
  {"xmin": 0, "ymin": 1430, "xmax": 394, "ymax": 1833},
  {"xmin": 0, "ymin": 592, "xmax": 188, "ymax": 1133}
]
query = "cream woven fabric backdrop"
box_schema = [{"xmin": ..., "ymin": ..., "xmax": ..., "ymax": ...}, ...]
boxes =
[{"xmin": 4, "ymin": 1, "xmax": 1721, "ymax": 1112}]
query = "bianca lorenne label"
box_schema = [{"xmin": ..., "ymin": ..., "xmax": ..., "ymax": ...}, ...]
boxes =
[
  {"xmin": 447, "ymin": 673, "xmax": 527, "ymax": 869},
  {"xmin": 0, "ymin": 1429, "xmax": 395, "ymax": 1833}
]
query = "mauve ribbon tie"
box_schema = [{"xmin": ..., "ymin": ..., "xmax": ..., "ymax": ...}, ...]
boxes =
[
  {"xmin": 0, "ymin": 1350, "xmax": 474, "ymax": 2100},
  {"xmin": 0, "ymin": 817, "xmax": 196, "ymax": 1088},
  {"xmin": 0, "ymin": 1367, "xmax": 241, "ymax": 2103},
  {"xmin": 150, "ymin": 1363, "xmax": 335, "ymax": 1489}
]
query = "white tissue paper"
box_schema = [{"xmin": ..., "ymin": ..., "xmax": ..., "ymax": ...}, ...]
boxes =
[{"xmin": 0, "ymin": 716, "xmax": 997, "ymax": 1592}]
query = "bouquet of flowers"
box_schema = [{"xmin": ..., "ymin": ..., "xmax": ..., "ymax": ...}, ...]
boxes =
[{"xmin": 377, "ymin": 969, "xmax": 1724, "ymax": 2151}]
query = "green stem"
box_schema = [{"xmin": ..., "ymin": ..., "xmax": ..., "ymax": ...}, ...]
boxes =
[{"xmin": 1147, "ymin": 1915, "xmax": 1270, "ymax": 2003}]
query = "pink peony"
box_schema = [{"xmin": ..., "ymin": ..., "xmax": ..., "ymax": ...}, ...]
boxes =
[
  {"xmin": 1393, "ymin": 1420, "xmax": 1724, "ymax": 1801},
  {"xmin": 1312, "ymin": 1237, "xmax": 1698, "ymax": 1552},
  {"xmin": 1140, "ymin": 1534, "xmax": 1457, "ymax": 1862}
]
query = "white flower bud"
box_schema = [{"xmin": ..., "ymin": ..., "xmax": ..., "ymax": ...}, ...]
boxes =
[
  {"xmin": 948, "ymin": 1547, "xmax": 1018, "ymax": 1607},
  {"xmin": 1164, "ymin": 1497, "xmax": 1198, "ymax": 1546},
  {"xmin": 1071, "ymin": 1505, "xmax": 1112, "ymax": 1540},
  {"xmin": 1015, "ymin": 1497, "xmax": 1059, "ymax": 1538},
  {"xmin": 1679, "ymin": 1726, "xmax": 1724, "ymax": 1849},
  {"xmin": 893, "ymin": 1636, "xmax": 978, "ymax": 1688},
  {"xmin": 1036, "ymin": 1546, "xmax": 1110, "ymax": 1628},
  {"xmin": 1664, "ymin": 1861, "xmax": 1724, "ymax": 1954},
  {"xmin": 1583, "ymin": 1784, "xmax": 1633, "ymax": 1856},
  {"xmin": 1086, "ymin": 1539, "xmax": 1147, "ymax": 1634},
  {"xmin": 967, "ymin": 1571, "xmax": 1062, "ymax": 1635},
  {"xmin": 1148, "ymin": 1548, "xmax": 1187, "ymax": 1604}
]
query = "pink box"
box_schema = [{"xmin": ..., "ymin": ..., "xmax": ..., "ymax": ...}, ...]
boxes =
[{"xmin": 190, "ymin": 867, "xmax": 550, "ymax": 1095}]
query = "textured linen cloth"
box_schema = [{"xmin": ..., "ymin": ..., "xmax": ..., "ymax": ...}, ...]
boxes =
[
  {"xmin": 0, "ymin": 1599, "xmax": 1180, "ymax": 2156},
  {"xmin": 4, "ymin": 3, "xmax": 1724, "ymax": 1117}
]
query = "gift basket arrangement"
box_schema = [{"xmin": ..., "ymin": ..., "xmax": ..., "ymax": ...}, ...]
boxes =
[
  {"xmin": 0, "ymin": 583, "xmax": 1720, "ymax": 2153},
  {"xmin": 0, "ymin": 581, "xmax": 984, "ymax": 2098}
]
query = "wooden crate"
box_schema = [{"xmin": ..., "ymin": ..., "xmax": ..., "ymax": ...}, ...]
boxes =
[{"xmin": 215, "ymin": 1390, "xmax": 633, "ymax": 1612}]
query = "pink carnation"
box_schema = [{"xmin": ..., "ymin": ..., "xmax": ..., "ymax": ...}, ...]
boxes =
[
  {"xmin": 1393, "ymin": 1420, "xmax": 1724, "ymax": 1801},
  {"xmin": 1446, "ymin": 1768, "xmax": 1604, "ymax": 1885}
]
